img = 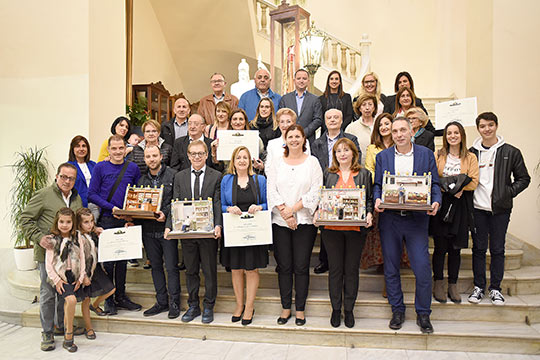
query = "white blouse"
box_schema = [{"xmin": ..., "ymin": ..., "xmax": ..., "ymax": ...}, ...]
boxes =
[
  {"xmin": 78, "ymin": 162, "xmax": 91, "ymax": 187},
  {"xmin": 267, "ymin": 155, "xmax": 322, "ymax": 227}
]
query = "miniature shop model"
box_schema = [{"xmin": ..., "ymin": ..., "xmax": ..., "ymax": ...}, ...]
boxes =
[
  {"xmin": 380, "ymin": 172, "xmax": 432, "ymax": 210},
  {"xmin": 318, "ymin": 186, "xmax": 367, "ymax": 226},
  {"xmin": 112, "ymin": 184, "xmax": 163, "ymax": 219},
  {"xmin": 167, "ymin": 198, "xmax": 215, "ymax": 239}
]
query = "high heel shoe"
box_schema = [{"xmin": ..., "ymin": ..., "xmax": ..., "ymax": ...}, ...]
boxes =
[
  {"xmin": 242, "ymin": 309, "xmax": 255, "ymax": 326},
  {"xmin": 231, "ymin": 305, "xmax": 245, "ymax": 323},
  {"xmin": 63, "ymin": 332, "xmax": 78, "ymax": 353}
]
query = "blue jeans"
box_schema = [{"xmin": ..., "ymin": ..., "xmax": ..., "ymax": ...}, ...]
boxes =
[
  {"xmin": 38, "ymin": 262, "xmax": 64, "ymax": 333},
  {"xmin": 472, "ymin": 209, "xmax": 510, "ymax": 292}
]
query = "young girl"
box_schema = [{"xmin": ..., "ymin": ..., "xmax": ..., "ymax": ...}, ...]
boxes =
[
  {"xmin": 46, "ymin": 207, "xmax": 87, "ymax": 352},
  {"xmin": 76, "ymin": 208, "xmax": 116, "ymax": 321}
]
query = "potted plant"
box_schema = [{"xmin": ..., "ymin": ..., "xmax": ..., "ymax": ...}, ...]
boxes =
[
  {"xmin": 126, "ymin": 95, "xmax": 150, "ymax": 127},
  {"xmin": 9, "ymin": 146, "xmax": 50, "ymax": 271}
]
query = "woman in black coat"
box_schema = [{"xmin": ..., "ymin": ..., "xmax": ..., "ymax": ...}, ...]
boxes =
[
  {"xmin": 315, "ymin": 138, "xmax": 373, "ymax": 328},
  {"xmin": 406, "ymin": 107, "xmax": 435, "ymax": 151},
  {"xmin": 319, "ymin": 70, "xmax": 353, "ymax": 132}
]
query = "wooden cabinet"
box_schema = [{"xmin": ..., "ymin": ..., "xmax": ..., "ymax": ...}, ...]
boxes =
[{"xmin": 132, "ymin": 82, "xmax": 171, "ymax": 124}]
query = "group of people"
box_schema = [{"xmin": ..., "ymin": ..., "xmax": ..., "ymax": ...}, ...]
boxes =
[{"xmin": 21, "ymin": 67, "xmax": 531, "ymax": 353}]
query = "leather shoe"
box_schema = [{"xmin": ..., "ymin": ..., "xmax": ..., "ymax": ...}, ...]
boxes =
[
  {"xmin": 143, "ymin": 303, "xmax": 169, "ymax": 317},
  {"xmin": 181, "ymin": 306, "xmax": 201, "ymax": 323},
  {"xmin": 241, "ymin": 309, "xmax": 255, "ymax": 326},
  {"xmin": 202, "ymin": 308, "xmax": 214, "ymax": 324},
  {"xmin": 330, "ymin": 310, "xmax": 341, "ymax": 328},
  {"xmin": 277, "ymin": 314, "xmax": 292, "ymax": 325},
  {"xmin": 168, "ymin": 303, "xmax": 180, "ymax": 319},
  {"xmin": 389, "ymin": 311, "xmax": 405, "ymax": 330},
  {"xmin": 295, "ymin": 317, "xmax": 306, "ymax": 326},
  {"xmin": 344, "ymin": 310, "xmax": 355, "ymax": 328},
  {"xmin": 416, "ymin": 314, "xmax": 434, "ymax": 334},
  {"xmin": 178, "ymin": 262, "xmax": 186, "ymax": 271},
  {"xmin": 104, "ymin": 298, "xmax": 117, "ymax": 315},
  {"xmin": 313, "ymin": 262, "xmax": 328, "ymax": 274},
  {"xmin": 232, "ymin": 305, "xmax": 245, "ymax": 323},
  {"xmin": 116, "ymin": 296, "xmax": 142, "ymax": 311}
]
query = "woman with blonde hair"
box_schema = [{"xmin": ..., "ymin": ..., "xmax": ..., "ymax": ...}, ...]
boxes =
[
  {"xmin": 355, "ymin": 72, "xmax": 384, "ymax": 119},
  {"xmin": 221, "ymin": 146, "xmax": 268, "ymax": 325}
]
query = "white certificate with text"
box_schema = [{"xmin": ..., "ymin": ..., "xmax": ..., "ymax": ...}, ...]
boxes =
[
  {"xmin": 223, "ymin": 211, "xmax": 272, "ymax": 247},
  {"xmin": 98, "ymin": 225, "xmax": 142, "ymax": 262},
  {"xmin": 435, "ymin": 97, "xmax": 477, "ymax": 129},
  {"xmin": 217, "ymin": 130, "xmax": 260, "ymax": 161}
]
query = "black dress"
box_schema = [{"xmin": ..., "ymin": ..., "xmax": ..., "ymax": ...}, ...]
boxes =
[
  {"xmin": 87, "ymin": 233, "xmax": 115, "ymax": 297},
  {"xmin": 220, "ymin": 183, "xmax": 269, "ymax": 270}
]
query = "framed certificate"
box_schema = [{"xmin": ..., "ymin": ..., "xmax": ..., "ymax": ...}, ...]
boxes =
[
  {"xmin": 223, "ymin": 210, "xmax": 272, "ymax": 247},
  {"xmin": 380, "ymin": 172, "xmax": 432, "ymax": 211},
  {"xmin": 216, "ymin": 130, "xmax": 260, "ymax": 161},
  {"xmin": 168, "ymin": 199, "xmax": 215, "ymax": 239},
  {"xmin": 113, "ymin": 184, "xmax": 162, "ymax": 219},
  {"xmin": 98, "ymin": 225, "xmax": 142, "ymax": 262},
  {"xmin": 435, "ymin": 97, "xmax": 477, "ymax": 129},
  {"xmin": 318, "ymin": 186, "xmax": 367, "ymax": 226}
]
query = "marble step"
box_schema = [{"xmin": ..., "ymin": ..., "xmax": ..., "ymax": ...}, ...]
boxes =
[
  {"xmin": 124, "ymin": 265, "xmax": 540, "ymax": 295},
  {"xmin": 19, "ymin": 305, "xmax": 540, "ymax": 354},
  {"xmin": 122, "ymin": 284, "xmax": 540, "ymax": 324}
]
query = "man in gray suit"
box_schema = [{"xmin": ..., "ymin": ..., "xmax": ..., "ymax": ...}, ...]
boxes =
[
  {"xmin": 164, "ymin": 140, "xmax": 222, "ymax": 324},
  {"xmin": 278, "ymin": 69, "xmax": 323, "ymax": 144}
]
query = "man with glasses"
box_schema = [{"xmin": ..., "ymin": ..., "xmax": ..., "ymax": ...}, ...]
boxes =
[
  {"xmin": 238, "ymin": 68, "xmax": 281, "ymax": 121},
  {"xmin": 198, "ymin": 73, "xmax": 238, "ymax": 125},
  {"xmin": 88, "ymin": 135, "xmax": 142, "ymax": 315},
  {"xmin": 21, "ymin": 163, "xmax": 84, "ymax": 351},
  {"xmin": 170, "ymin": 114, "xmax": 221, "ymax": 171},
  {"xmin": 165, "ymin": 140, "xmax": 222, "ymax": 324}
]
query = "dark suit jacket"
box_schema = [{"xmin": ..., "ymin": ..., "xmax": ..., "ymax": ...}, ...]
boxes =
[
  {"xmin": 169, "ymin": 135, "xmax": 222, "ymax": 172},
  {"xmin": 319, "ymin": 93, "xmax": 353, "ymax": 132},
  {"xmin": 383, "ymin": 96, "xmax": 437, "ymax": 134},
  {"xmin": 374, "ymin": 144, "xmax": 442, "ymax": 207},
  {"xmin": 278, "ymin": 91, "xmax": 323, "ymax": 144},
  {"xmin": 311, "ymin": 131, "xmax": 361, "ymax": 171},
  {"xmin": 161, "ymin": 117, "xmax": 180, "ymax": 147},
  {"xmin": 413, "ymin": 129, "xmax": 435, "ymax": 152},
  {"xmin": 166, "ymin": 166, "xmax": 223, "ymax": 230}
]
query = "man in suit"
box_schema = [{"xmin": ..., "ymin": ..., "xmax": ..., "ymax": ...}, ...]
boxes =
[
  {"xmin": 170, "ymin": 114, "xmax": 221, "ymax": 171},
  {"xmin": 311, "ymin": 108, "xmax": 361, "ymax": 274},
  {"xmin": 198, "ymin": 73, "xmax": 238, "ymax": 125},
  {"xmin": 238, "ymin": 68, "xmax": 281, "ymax": 121},
  {"xmin": 161, "ymin": 97, "xmax": 191, "ymax": 147},
  {"xmin": 165, "ymin": 140, "xmax": 222, "ymax": 324},
  {"xmin": 373, "ymin": 117, "xmax": 441, "ymax": 334},
  {"xmin": 278, "ymin": 69, "xmax": 323, "ymax": 145}
]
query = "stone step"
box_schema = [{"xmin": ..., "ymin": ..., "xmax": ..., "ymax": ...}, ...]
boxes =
[
  {"xmin": 19, "ymin": 305, "xmax": 540, "ymax": 354},
  {"xmin": 122, "ymin": 283, "xmax": 540, "ymax": 323}
]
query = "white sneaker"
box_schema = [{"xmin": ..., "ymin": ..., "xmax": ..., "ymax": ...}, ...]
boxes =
[
  {"xmin": 468, "ymin": 286, "xmax": 484, "ymax": 304},
  {"xmin": 489, "ymin": 289, "xmax": 506, "ymax": 306}
]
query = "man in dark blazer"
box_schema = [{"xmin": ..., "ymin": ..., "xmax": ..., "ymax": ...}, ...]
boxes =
[
  {"xmin": 170, "ymin": 114, "xmax": 222, "ymax": 172},
  {"xmin": 311, "ymin": 108, "xmax": 361, "ymax": 274},
  {"xmin": 373, "ymin": 116, "xmax": 441, "ymax": 334},
  {"xmin": 161, "ymin": 97, "xmax": 191, "ymax": 147},
  {"xmin": 165, "ymin": 140, "xmax": 222, "ymax": 324},
  {"xmin": 278, "ymin": 69, "xmax": 323, "ymax": 145}
]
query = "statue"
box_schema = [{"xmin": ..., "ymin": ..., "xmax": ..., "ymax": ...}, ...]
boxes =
[{"xmin": 230, "ymin": 58, "xmax": 255, "ymax": 99}]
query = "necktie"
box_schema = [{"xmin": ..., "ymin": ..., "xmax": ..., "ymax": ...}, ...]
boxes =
[{"xmin": 193, "ymin": 170, "xmax": 202, "ymax": 199}]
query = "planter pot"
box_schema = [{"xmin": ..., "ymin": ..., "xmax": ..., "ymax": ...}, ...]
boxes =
[{"xmin": 13, "ymin": 247, "xmax": 36, "ymax": 271}]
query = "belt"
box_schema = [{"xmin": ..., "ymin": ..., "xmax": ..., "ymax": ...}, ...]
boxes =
[{"xmin": 387, "ymin": 210, "xmax": 413, "ymax": 217}]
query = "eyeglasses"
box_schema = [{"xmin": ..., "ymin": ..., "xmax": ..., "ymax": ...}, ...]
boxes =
[
  {"xmin": 188, "ymin": 151, "xmax": 207, "ymax": 158},
  {"xmin": 58, "ymin": 174, "xmax": 76, "ymax": 182}
]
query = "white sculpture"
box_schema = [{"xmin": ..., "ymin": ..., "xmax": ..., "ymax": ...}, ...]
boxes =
[
  {"xmin": 257, "ymin": 53, "xmax": 268, "ymax": 71},
  {"xmin": 231, "ymin": 58, "xmax": 255, "ymax": 99}
]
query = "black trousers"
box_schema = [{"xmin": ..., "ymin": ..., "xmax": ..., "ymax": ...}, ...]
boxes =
[
  {"xmin": 99, "ymin": 216, "xmax": 127, "ymax": 298},
  {"xmin": 181, "ymin": 237, "xmax": 218, "ymax": 309},
  {"xmin": 472, "ymin": 209, "xmax": 510, "ymax": 291},
  {"xmin": 432, "ymin": 235, "xmax": 462, "ymax": 284},
  {"xmin": 143, "ymin": 231, "xmax": 180, "ymax": 306},
  {"xmin": 318, "ymin": 240, "xmax": 328, "ymax": 267},
  {"xmin": 272, "ymin": 224, "xmax": 317, "ymax": 311},
  {"xmin": 323, "ymin": 228, "xmax": 367, "ymax": 311}
]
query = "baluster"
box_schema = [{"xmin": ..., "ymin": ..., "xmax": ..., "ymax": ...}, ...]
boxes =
[
  {"xmin": 260, "ymin": 3, "xmax": 268, "ymax": 34},
  {"xmin": 349, "ymin": 51, "xmax": 357, "ymax": 79},
  {"xmin": 331, "ymin": 42, "xmax": 338, "ymax": 68},
  {"xmin": 322, "ymin": 39, "xmax": 329, "ymax": 66},
  {"xmin": 340, "ymin": 45, "xmax": 348, "ymax": 76}
]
